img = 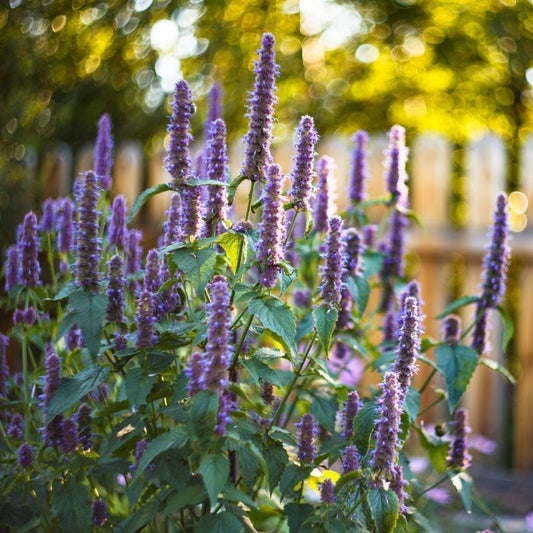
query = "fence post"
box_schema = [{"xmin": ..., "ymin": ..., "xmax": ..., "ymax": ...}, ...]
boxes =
[
  {"xmin": 114, "ymin": 141, "xmax": 144, "ymax": 211},
  {"xmin": 41, "ymin": 144, "xmax": 72, "ymax": 198},
  {"xmin": 520, "ymin": 134, "xmax": 533, "ymax": 227},
  {"xmin": 365, "ymin": 134, "xmax": 388, "ymax": 222}
]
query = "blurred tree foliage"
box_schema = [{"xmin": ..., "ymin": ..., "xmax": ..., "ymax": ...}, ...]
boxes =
[{"xmin": 2, "ymin": 0, "xmax": 533, "ymax": 244}]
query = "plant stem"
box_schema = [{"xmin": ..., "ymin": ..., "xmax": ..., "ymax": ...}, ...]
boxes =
[
  {"xmin": 414, "ymin": 475, "xmax": 448, "ymax": 502},
  {"xmin": 245, "ymin": 181, "xmax": 256, "ymax": 221},
  {"xmin": 21, "ymin": 336, "xmax": 30, "ymax": 442},
  {"xmin": 229, "ymin": 314, "xmax": 254, "ymax": 374},
  {"xmin": 345, "ymin": 488, "xmax": 369, "ymax": 519},
  {"xmin": 418, "ymin": 368, "xmax": 437, "ymax": 394},
  {"xmin": 284, "ymin": 211, "xmax": 298, "ymax": 246},
  {"xmin": 418, "ymin": 396, "xmax": 444, "ymax": 416}
]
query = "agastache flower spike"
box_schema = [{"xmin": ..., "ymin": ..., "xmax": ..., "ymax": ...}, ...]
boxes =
[
  {"xmin": 57, "ymin": 198, "xmax": 74, "ymax": 253},
  {"xmin": 343, "ymin": 228, "xmax": 363, "ymax": 276},
  {"xmin": 133, "ymin": 439, "xmax": 148, "ymax": 470},
  {"xmin": 108, "ymin": 195, "xmax": 128, "ymax": 250},
  {"xmin": 163, "ymin": 194, "xmax": 182, "ymax": 247},
  {"xmin": 342, "ymin": 444, "xmax": 360, "ymax": 473},
  {"xmin": 288, "ymin": 115, "xmax": 319, "ymax": 212},
  {"xmin": 60, "ymin": 417, "xmax": 79, "ymax": 454},
  {"xmin": 371, "ymin": 372, "xmax": 402, "ymax": 475},
  {"xmin": 386, "ymin": 125, "xmax": 409, "ymax": 205},
  {"xmin": 319, "ymin": 216, "xmax": 345, "ymax": 307},
  {"xmin": 215, "ymin": 390, "xmax": 233, "ymax": 436},
  {"xmin": 341, "ymin": 390, "xmax": 361, "ymax": 439},
  {"xmin": 320, "ymin": 479, "xmax": 335, "ymax": 504},
  {"xmin": 314, "ymin": 155, "xmax": 335, "ymax": 232},
  {"xmin": 126, "ymin": 230, "xmax": 143, "ymax": 275},
  {"xmin": 92, "ymin": 499, "xmax": 109, "ymax": 527},
  {"xmin": 106, "ymin": 255, "xmax": 125, "ymax": 324},
  {"xmin": 443, "ymin": 315, "xmax": 462, "ymax": 345},
  {"xmin": 241, "ymin": 33, "xmax": 279, "ymax": 183},
  {"xmin": 205, "ymin": 83, "xmax": 222, "ymax": 133},
  {"xmin": 7, "ymin": 413, "xmax": 23, "ymax": 440},
  {"xmin": 447, "ymin": 408, "xmax": 472, "ymax": 471},
  {"xmin": 204, "ymin": 118, "xmax": 229, "ymax": 235},
  {"xmin": 4, "ymin": 245, "xmax": 19, "ymax": 291},
  {"xmin": 0, "ymin": 334, "xmax": 9, "ymax": 398},
  {"xmin": 17, "ymin": 443, "xmax": 34, "ymax": 468},
  {"xmin": 363, "ymin": 225, "xmax": 378, "ymax": 248},
  {"xmin": 165, "ymin": 80, "xmax": 194, "ymax": 188},
  {"xmin": 393, "ymin": 296, "xmax": 420, "ymax": 403},
  {"xmin": 76, "ymin": 403, "xmax": 94, "ymax": 451},
  {"xmin": 185, "ymin": 352, "xmax": 206, "ymax": 396},
  {"xmin": 257, "ymin": 164, "xmax": 286, "ymax": 288},
  {"xmin": 391, "ymin": 464, "xmax": 409, "ymax": 514},
  {"xmin": 42, "ymin": 344, "xmax": 64, "ymax": 446},
  {"xmin": 94, "ymin": 113, "xmax": 114, "ymax": 190},
  {"xmin": 203, "ymin": 276, "xmax": 232, "ymax": 392},
  {"xmin": 18, "ymin": 212, "xmax": 40, "ymax": 287},
  {"xmin": 181, "ymin": 186, "xmax": 201, "ymax": 239},
  {"xmin": 40, "ymin": 198, "xmax": 57, "ymax": 232},
  {"xmin": 383, "ymin": 310, "xmax": 397, "ymax": 345},
  {"xmin": 297, "ymin": 413, "xmax": 318, "ymax": 464},
  {"xmin": 349, "ymin": 131, "xmax": 369, "ymax": 204},
  {"xmin": 75, "ymin": 171, "xmax": 102, "ymax": 292},
  {"xmin": 143, "ymin": 249, "xmax": 160, "ymax": 295},
  {"xmin": 135, "ymin": 289, "xmax": 155, "ymax": 350}
]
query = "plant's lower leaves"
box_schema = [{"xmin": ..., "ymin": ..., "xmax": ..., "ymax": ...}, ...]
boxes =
[
  {"xmin": 162, "ymin": 483, "xmax": 207, "ymax": 518},
  {"xmin": 52, "ymin": 480, "xmax": 92, "ymax": 532},
  {"xmin": 285, "ymin": 503, "xmax": 314, "ymax": 533},
  {"xmin": 496, "ymin": 304, "xmax": 514, "ymax": 351},
  {"xmin": 449, "ymin": 471, "xmax": 473, "ymax": 513},
  {"xmin": 200, "ymin": 454, "xmax": 230, "ymax": 506},
  {"xmin": 367, "ymin": 487, "xmax": 399, "ymax": 533},
  {"xmin": 312, "ymin": 304, "xmax": 338, "ymax": 355},
  {"xmin": 352, "ymin": 401, "xmax": 378, "ymax": 455},
  {"xmin": 128, "ymin": 182, "xmax": 172, "ymax": 223}
]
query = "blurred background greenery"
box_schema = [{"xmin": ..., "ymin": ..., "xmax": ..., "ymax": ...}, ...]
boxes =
[{"xmin": 2, "ymin": 0, "xmax": 533, "ymax": 244}]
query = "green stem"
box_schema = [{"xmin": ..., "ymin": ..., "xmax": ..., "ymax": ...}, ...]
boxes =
[
  {"xmin": 414, "ymin": 475, "xmax": 448, "ymax": 502},
  {"xmin": 245, "ymin": 181, "xmax": 256, "ymax": 221},
  {"xmin": 345, "ymin": 488, "xmax": 369, "ymax": 518},
  {"xmin": 284, "ymin": 211, "xmax": 299, "ymax": 246},
  {"xmin": 21, "ymin": 336, "xmax": 30, "ymax": 441},
  {"xmin": 229, "ymin": 315, "xmax": 254, "ymax": 374},
  {"xmin": 418, "ymin": 396, "xmax": 444, "ymax": 416},
  {"xmin": 473, "ymin": 491, "xmax": 506, "ymax": 533},
  {"xmin": 418, "ymin": 368, "xmax": 437, "ymax": 395}
]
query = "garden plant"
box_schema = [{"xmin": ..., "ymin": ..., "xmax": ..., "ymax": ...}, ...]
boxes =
[{"xmin": 0, "ymin": 33, "xmax": 513, "ymax": 532}]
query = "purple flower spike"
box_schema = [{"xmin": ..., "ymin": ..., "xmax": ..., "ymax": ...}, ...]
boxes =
[
  {"xmin": 181, "ymin": 186, "xmax": 201, "ymax": 240},
  {"xmin": 43, "ymin": 344, "xmax": 61, "ymax": 410},
  {"xmin": 76, "ymin": 403, "xmax": 94, "ymax": 451},
  {"xmin": 447, "ymin": 408, "xmax": 472, "ymax": 471},
  {"xmin": 126, "ymin": 230, "xmax": 143, "ymax": 275},
  {"xmin": 135, "ymin": 289, "xmax": 155, "ymax": 350},
  {"xmin": 40, "ymin": 198, "xmax": 57, "ymax": 232},
  {"xmin": 362, "ymin": 225, "xmax": 377, "ymax": 248},
  {"xmin": 144, "ymin": 249, "xmax": 160, "ymax": 295},
  {"xmin": 383, "ymin": 209, "xmax": 408, "ymax": 280},
  {"xmin": 442, "ymin": 315, "xmax": 461, "ymax": 345},
  {"xmin": 261, "ymin": 380, "xmax": 274, "ymax": 405},
  {"xmin": 163, "ymin": 194, "xmax": 182, "ymax": 248},
  {"xmin": 7, "ymin": 413, "xmax": 23, "ymax": 440},
  {"xmin": 320, "ymin": 479, "xmax": 335, "ymax": 504},
  {"xmin": 165, "ymin": 80, "xmax": 194, "ymax": 188},
  {"xmin": 343, "ymin": 228, "xmax": 363, "ymax": 277},
  {"xmin": 133, "ymin": 438, "xmax": 148, "ymax": 470},
  {"xmin": 241, "ymin": 33, "xmax": 279, "ymax": 183},
  {"xmin": 94, "ymin": 113, "xmax": 114, "ymax": 190},
  {"xmin": 4, "ymin": 245, "xmax": 19, "ymax": 291},
  {"xmin": 297, "ymin": 413, "xmax": 318, "ymax": 464},
  {"xmin": 18, "ymin": 212, "xmax": 40, "ymax": 287},
  {"xmin": 108, "ymin": 195, "xmax": 128, "ymax": 251},
  {"xmin": 60, "ymin": 417, "xmax": 79, "ymax": 454},
  {"xmin": 0, "ymin": 334, "xmax": 10, "ymax": 398},
  {"xmin": 215, "ymin": 390, "xmax": 233, "ymax": 437},
  {"xmin": 57, "ymin": 198, "xmax": 74, "ymax": 253},
  {"xmin": 106, "ymin": 255, "xmax": 125, "ymax": 324},
  {"xmin": 17, "ymin": 443, "xmax": 34, "ymax": 468},
  {"xmin": 205, "ymin": 83, "xmax": 222, "ymax": 133},
  {"xmin": 319, "ymin": 216, "xmax": 345, "ymax": 307},
  {"xmin": 341, "ymin": 390, "xmax": 361, "ymax": 439},
  {"xmin": 383, "ymin": 311, "xmax": 397, "ymax": 345},
  {"xmin": 371, "ymin": 372, "xmax": 402, "ymax": 475},
  {"xmin": 204, "ymin": 119, "xmax": 229, "ymax": 236},
  {"xmin": 289, "ymin": 116, "xmax": 319, "ymax": 212},
  {"xmin": 203, "ymin": 276, "xmax": 232, "ymax": 392},
  {"xmin": 349, "ymin": 131, "xmax": 369, "ymax": 205},
  {"xmin": 393, "ymin": 296, "xmax": 420, "ymax": 403},
  {"xmin": 293, "ymin": 288, "xmax": 311, "ymax": 308},
  {"xmin": 75, "ymin": 171, "xmax": 102, "ymax": 292},
  {"xmin": 386, "ymin": 125, "xmax": 409, "ymax": 205},
  {"xmin": 185, "ymin": 352, "xmax": 206, "ymax": 396},
  {"xmin": 391, "ymin": 464, "xmax": 409, "ymax": 514},
  {"xmin": 342, "ymin": 444, "xmax": 360, "ymax": 473},
  {"xmin": 257, "ymin": 164, "xmax": 286, "ymax": 288},
  {"xmin": 92, "ymin": 498, "xmax": 109, "ymax": 527},
  {"xmin": 158, "ymin": 259, "xmax": 179, "ymax": 315},
  {"xmin": 314, "ymin": 155, "xmax": 335, "ymax": 233},
  {"xmin": 65, "ymin": 326, "xmax": 84, "ymax": 351}
]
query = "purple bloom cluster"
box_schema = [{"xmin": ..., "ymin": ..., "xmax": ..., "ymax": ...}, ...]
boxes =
[
  {"xmin": 75, "ymin": 171, "xmax": 102, "ymax": 292},
  {"xmin": 18, "ymin": 212, "xmax": 40, "ymax": 287},
  {"xmin": 65, "ymin": 326, "xmax": 84, "ymax": 351},
  {"xmin": 106, "ymin": 255, "xmax": 125, "ymax": 324},
  {"xmin": 143, "ymin": 249, "xmax": 160, "ymax": 295},
  {"xmin": 92, "ymin": 498, "xmax": 109, "ymax": 527},
  {"xmin": 108, "ymin": 195, "xmax": 128, "ymax": 251},
  {"xmin": 447, "ymin": 408, "xmax": 472, "ymax": 471},
  {"xmin": 349, "ymin": 131, "xmax": 369, "ymax": 204},
  {"xmin": 391, "ymin": 464, "xmax": 409, "ymax": 514},
  {"xmin": 241, "ymin": 33, "xmax": 279, "ymax": 183},
  {"xmin": 4, "ymin": 245, "xmax": 19, "ymax": 291},
  {"xmin": 185, "ymin": 352, "xmax": 206, "ymax": 396},
  {"xmin": 60, "ymin": 417, "xmax": 79, "ymax": 454},
  {"xmin": 341, "ymin": 390, "xmax": 361, "ymax": 439},
  {"xmin": 319, "ymin": 216, "xmax": 345, "ymax": 307},
  {"xmin": 383, "ymin": 311, "xmax": 397, "ymax": 345},
  {"xmin": 343, "ymin": 228, "xmax": 363, "ymax": 277},
  {"xmin": 13, "ymin": 307, "xmax": 37, "ymax": 326},
  {"xmin": 293, "ymin": 288, "xmax": 311, "ymax": 308},
  {"xmin": 260, "ymin": 380, "xmax": 274, "ymax": 405},
  {"xmin": 133, "ymin": 438, "xmax": 148, "ymax": 470},
  {"xmin": 135, "ymin": 289, "xmax": 155, "ymax": 350},
  {"xmin": 442, "ymin": 315, "xmax": 461, "ymax": 345},
  {"xmin": 205, "ymin": 83, "xmax": 222, "ymax": 134},
  {"xmin": 40, "ymin": 198, "xmax": 57, "ymax": 232},
  {"xmin": 320, "ymin": 478, "xmax": 335, "ymax": 504},
  {"xmin": 57, "ymin": 198, "xmax": 74, "ymax": 253},
  {"xmin": 180, "ymin": 186, "xmax": 201, "ymax": 240},
  {"xmin": 163, "ymin": 193, "xmax": 182, "ymax": 248},
  {"xmin": 386, "ymin": 125, "xmax": 408, "ymax": 205},
  {"xmin": 126, "ymin": 230, "xmax": 143, "ymax": 275},
  {"xmin": 76, "ymin": 403, "xmax": 94, "ymax": 451},
  {"xmin": 289, "ymin": 115, "xmax": 319, "ymax": 212},
  {"xmin": 17, "ymin": 443, "xmax": 34, "ymax": 468},
  {"xmin": 7, "ymin": 413, "xmax": 23, "ymax": 440},
  {"xmin": 363, "ymin": 224, "xmax": 377, "ymax": 248},
  {"xmin": 42, "ymin": 344, "xmax": 64, "ymax": 446},
  {"xmin": 297, "ymin": 413, "xmax": 318, "ymax": 464},
  {"xmin": 371, "ymin": 372, "xmax": 402, "ymax": 475},
  {"xmin": 94, "ymin": 113, "xmax": 114, "ymax": 190},
  {"xmin": 342, "ymin": 444, "xmax": 360, "ymax": 473},
  {"xmin": 257, "ymin": 164, "xmax": 286, "ymax": 288},
  {"xmin": 314, "ymin": 155, "xmax": 335, "ymax": 233},
  {"xmin": 215, "ymin": 390, "xmax": 233, "ymax": 436}
]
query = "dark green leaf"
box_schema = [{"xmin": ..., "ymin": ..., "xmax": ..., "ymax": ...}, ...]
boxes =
[
  {"xmin": 404, "ymin": 387, "xmax": 420, "ymax": 424},
  {"xmin": 312, "ymin": 304, "xmax": 338, "ymax": 354},
  {"xmin": 285, "ymin": 503, "xmax": 314, "ymax": 533},
  {"xmin": 309, "ymin": 391, "xmax": 338, "ymax": 433},
  {"xmin": 0, "ymin": 502, "xmax": 36, "ymax": 528},
  {"xmin": 280, "ymin": 264, "xmax": 298, "ymax": 296},
  {"xmin": 367, "ymin": 487, "xmax": 399, "ymax": 533},
  {"xmin": 222, "ymin": 485, "xmax": 257, "ymax": 509},
  {"xmin": 352, "ymin": 401, "xmax": 378, "ymax": 455},
  {"xmin": 296, "ymin": 313, "xmax": 314, "ymax": 342},
  {"xmin": 227, "ymin": 174, "xmax": 247, "ymax": 205},
  {"xmin": 174, "ymin": 247, "xmax": 218, "ymax": 295},
  {"xmin": 69, "ymin": 290, "xmax": 108, "ymax": 360},
  {"xmin": 200, "ymin": 454, "xmax": 230, "ymax": 506},
  {"xmin": 54, "ymin": 311, "xmax": 77, "ymax": 343},
  {"xmin": 232, "ymin": 283, "xmax": 260, "ymax": 304},
  {"xmin": 435, "ymin": 345, "xmax": 478, "ymax": 413},
  {"xmin": 280, "ymin": 464, "xmax": 313, "ymax": 499},
  {"xmin": 436, "ymin": 296, "xmax": 478, "ymax": 319},
  {"xmin": 52, "ymin": 481, "xmax": 91, "ymax": 531},
  {"xmin": 263, "ymin": 441, "xmax": 288, "ymax": 493},
  {"xmin": 218, "ymin": 231, "xmax": 245, "ymax": 273},
  {"xmin": 162, "ymin": 483, "xmax": 207, "ymax": 518},
  {"xmin": 48, "ymin": 365, "xmax": 109, "ymax": 419},
  {"xmin": 346, "ymin": 275, "xmax": 370, "ymax": 316},
  {"xmin": 411, "ymin": 511, "xmax": 440, "ymax": 533},
  {"xmin": 242, "ymin": 358, "xmax": 285, "ymax": 388},
  {"xmin": 333, "ymin": 471, "xmax": 361, "ymax": 493},
  {"xmin": 47, "ymin": 281, "xmax": 78, "ymax": 302},
  {"xmin": 127, "ymin": 182, "xmax": 172, "ymax": 223},
  {"xmin": 189, "ymin": 390, "xmax": 219, "ymax": 438},
  {"xmin": 253, "ymin": 347, "xmax": 284, "ymax": 360},
  {"xmin": 249, "ymin": 296, "xmax": 297, "ymax": 354},
  {"xmin": 197, "ymin": 512, "xmax": 243, "ymax": 533},
  {"xmin": 496, "ymin": 305, "xmax": 514, "ymax": 351},
  {"xmin": 416, "ymin": 426, "xmax": 449, "ymax": 473},
  {"xmin": 449, "ymin": 471, "xmax": 473, "ymax": 513},
  {"xmin": 116, "ymin": 499, "xmax": 159, "ymax": 532},
  {"xmin": 480, "ymin": 358, "xmax": 516, "ymax": 384},
  {"xmin": 124, "ymin": 367, "xmax": 154, "ymax": 407}
]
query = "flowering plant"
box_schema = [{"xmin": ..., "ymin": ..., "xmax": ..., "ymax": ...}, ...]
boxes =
[{"xmin": 0, "ymin": 33, "xmax": 513, "ymax": 532}]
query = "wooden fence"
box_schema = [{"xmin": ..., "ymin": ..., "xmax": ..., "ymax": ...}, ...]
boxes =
[{"xmin": 29, "ymin": 133, "xmax": 533, "ymax": 469}]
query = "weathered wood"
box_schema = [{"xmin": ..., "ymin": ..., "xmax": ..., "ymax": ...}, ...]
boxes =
[
  {"xmin": 519, "ymin": 134, "xmax": 533, "ymax": 226},
  {"xmin": 114, "ymin": 141, "xmax": 144, "ymax": 210},
  {"xmin": 41, "ymin": 144, "xmax": 72, "ymax": 198},
  {"xmin": 147, "ymin": 151, "xmax": 172, "ymax": 226},
  {"xmin": 365, "ymin": 134, "xmax": 388, "ymax": 222}
]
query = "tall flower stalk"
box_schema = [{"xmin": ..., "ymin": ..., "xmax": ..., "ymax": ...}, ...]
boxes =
[{"xmin": 94, "ymin": 113, "xmax": 114, "ymax": 190}]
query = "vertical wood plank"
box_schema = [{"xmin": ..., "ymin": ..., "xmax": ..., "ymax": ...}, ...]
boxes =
[
  {"xmin": 147, "ymin": 151, "xmax": 172, "ymax": 227},
  {"xmin": 75, "ymin": 144, "xmax": 94, "ymax": 176},
  {"xmin": 366, "ymin": 134, "xmax": 388, "ymax": 222},
  {"xmin": 41, "ymin": 144, "xmax": 72, "ymax": 198},
  {"xmin": 519, "ymin": 134, "xmax": 533, "ymax": 226},
  {"xmin": 114, "ymin": 141, "xmax": 144, "ymax": 210}
]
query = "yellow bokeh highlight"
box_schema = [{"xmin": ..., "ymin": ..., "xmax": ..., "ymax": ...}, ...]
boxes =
[
  {"xmin": 509, "ymin": 191, "xmax": 528, "ymax": 214},
  {"xmin": 306, "ymin": 469, "xmax": 341, "ymax": 492},
  {"xmin": 509, "ymin": 212, "xmax": 527, "ymax": 232}
]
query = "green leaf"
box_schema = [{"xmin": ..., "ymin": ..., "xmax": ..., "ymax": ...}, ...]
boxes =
[
  {"xmin": 222, "ymin": 485, "xmax": 258, "ymax": 510},
  {"xmin": 174, "ymin": 247, "xmax": 218, "ymax": 295},
  {"xmin": 479, "ymin": 358, "xmax": 516, "ymax": 384},
  {"xmin": 312, "ymin": 304, "xmax": 338, "ymax": 354},
  {"xmin": 48, "ymin": 364, "xmax": 109, "ymax": 419},
  {"xmin": 296, "ymin": 313, "xmax": 314, "ymax": 342},
  {"xmin": 449, "ymin": 471, "xmax": 473, "ymax": 513},
  {"xmin": 367, "ymin": 487, "xmax": 400, "ymax": 533},
  {"xmin": 47, "ymin": 281, "xmax": 78, "ymax": 302},
  {"xmin": 435, "ymin": 345, "xmax": 478, "ymax": 413},
  {"xmin": 227, "ymin": 174, "xmax": 247, "ymax": 204},
  {"xmin": 242, "ymin": 358, "xmax": 285, "ymax": 388},
  {"xmin": 200, "ymin": 454, "xmax": 230, "ymax": 506},
  {"xmin": 346, "ymin": 275, "xmax": 370, "ymax": 316},
  {"xmin": 263, "ymin": 441, "xmax": 288, "ymax": 494},
  {"xmin": 309, "ymin": 391, "xmax": 338, "ymax": 433},
  {"xmin": 285, "ymin": 503, "xmax": 314, "ymax": 533},
  {"xmin": 127, "ymin": 182, "xmax": 172, "ymax": 223},
  {"xmin": 404, "ymin": 387, "xmax": 420, "ymax": 424},
  {"xmin": 188, "ymin": 178, "xmax": 227, "ymax": 187},
  {"xmin": 52, "ymin": 481, "xmax": 91, "ymax": 531},
  {"xmin": 218, "ymin": 231, "xmax": 245, "ymax": 273},
  {"xmin": 162, "ymin": 484, "xmax": 207, "ymax": 518},
  {"xmin": 280, "ymin": 264, "xmax": 298, "ymax": 296},
  {"xmin": 69, "ymin": 290, "xmax": 108, "ymax": 360},
  {"xmin": 55, "ymin": 311, "xmax": 77, "ymax": 343},
  {"xmin": 189, "ymin": 390, "xmax": 219, "ymax": 436},
  {"xmin": 496, "ymin": 305, "xmax": 514, "ymax": 351},
  {"xmin": 279, "ymin": 464, "xmax": 312, "ymax": 499},
  {"xmin": 362, "ymin": 250, "xmax": 384, "ymax": 277},
  {"xmin": 352, "ymin": 401, "xmax": 378, "ymax": 455},
  {"xmin": 116, "ymin": 499, "xmax": 159, "ymax": 533},
  {"xmin": 249, "ymin": 296, "xmax": 297, "ymax": 355},
  {"xmin": 197, "ymin": 512, "xmax": 243, "ymax": 533},
  {"xmin": 333, "ymin": 471, "xmax": 361, "ymax": 493},
  {"xmin": 124, "ymin": 367, "xmax": 154, "ymax": 407},
  {"xmin": 232, "ymin": 283, "xmax": 260, "ymax": 303},
  {"xmin": 416, "ymin": 426, "xmax": 449, "ymax": 473},
  {"xmin": 436, "ymin": 296, "xmax": 478, "ymax": 319}
]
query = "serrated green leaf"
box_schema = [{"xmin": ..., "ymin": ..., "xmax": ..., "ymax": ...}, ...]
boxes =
[
  {"xmin": 285, "ymin": 503, "xmax": 314, "ymax": 533},
  {"xmin": 263, "ymin": 441, "xmax": 288, "ymax": 494},
  {"xmin": 55, "ymin": 311, "xmax": 77, "ymax": 343},
  {"xmin": 312, "ymin": 304, "xmax": 338, "ymax": 354},
  {"xmin": 197, "ymin": 512, "xmax": 243, "ymax": 533},
  {"xmin": 124, "ymin": 367, "xmax": 154, "ymax": 407},
  {"xmin": 227, "ymin": 174, "xmax": 247, "ymax": 204},
  {"xmin": 48, "ymin": 364, "xmax": 109, "ymax": 420},
  {"xmin": 162, "ymin": 484, "xmax": 207, "ymax": 518},
  {"xmin": 296, "ymin": 313, "xmax": 314, "ymax": 342},
  {"xmin": 116, "ymin": 499, "xmax": 159, "ymax": 533},
  {"xmin": 367, "ymin": 487, "xmax": 399, "ymax": 533},
  {"xmin": 52, "ymin": 481, "xmax": 91, "ymax": 531},
  {"xmin": 280, "ymin": 264, "xmax": 298, "ymax": 296},
  {"xmin": 200, "ymin": 454, "xmax": 230, "ymax": 506},
  {"xmin": 242, "ymin": 358, "xmax": 285, "ymax": 388},
  {"xmin": 436, "ymin": 295, "xmax": 478, "ymax": 319},
  {"xmin": 279, "ymin": 464, "xmax": 312, "ymax": 499},
  {"xmin": 496, "ymin": 304, "xmax": 514, "ymax": 351},
  {"xmin": 352, "ymin": 401, "xmax": 378, "ymax": 455},
  {"xmin": 404, "ymin": 387, "xmax": 420, "ymax": 423},
  {"xmin": 435, "ymin": 345, "xmax": 478, "ymax": 413},
  {"xmin": 249, "ymin": 296, "xmax": 296, "ymax": 355},
  {"xmin": 127, "ymin": 182, "xmax": 172, "ymax": 223},
  {"xmin": 346, "ymin": 275, "xmax": 370, "ymax": 316},
  {"xmin": 449, "ymin": 471, "xmax": 473, "ymax": 513},
  {"xmin": 333, "ymin": 471, "xmax": 361, "ymax": 493},
  {"xmin": 218, "ymin": 231, "xmax": 245, "ymax": 273},
  {"xmin": 174, "ymin": 247, "xmax": 217, "ymax": 295},
  {"xmin": 309, "ymin": 391, "xmax": 338, "ymax": 433},
  {"xmin": 222, "ymin": 485, "xmax": 258, "ymax": 509},
  {"xmin": 362, "ymin": 250, "xmax": 384, "ymax": 277}
]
